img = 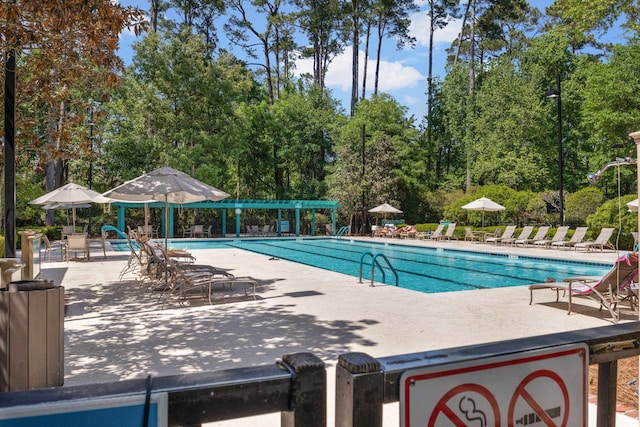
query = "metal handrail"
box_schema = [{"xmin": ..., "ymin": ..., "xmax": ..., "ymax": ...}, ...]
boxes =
[
  {"xmin": 335, "ymin": 226, "xmax": 350, "ymax": 238},
  {"xmin": 359, "ymin": 252, "xmax": 399, "ymax": 287}
]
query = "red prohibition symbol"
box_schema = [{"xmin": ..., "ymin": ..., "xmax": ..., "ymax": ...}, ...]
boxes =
[
  {"xmin": 507, "ymin": 369, "xmax": 570, "ymax": 427},
  {"xmin": 428, "ymin": 383, "xmax": 501, "ymax": 427}
]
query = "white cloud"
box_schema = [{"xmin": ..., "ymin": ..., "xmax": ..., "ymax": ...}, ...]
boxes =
[
  {"xmin": 408, "ymin": 12, "xmax": 463, "ymax": 47},
  {"xmin": 296, "ymin": 46, "xmax": 424, "ymax": 93}
]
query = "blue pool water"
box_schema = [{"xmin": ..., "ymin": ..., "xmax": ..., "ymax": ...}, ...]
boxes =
[{"xmin": 114, "ymin": 238, "xmax": 611, "ymax": 293}]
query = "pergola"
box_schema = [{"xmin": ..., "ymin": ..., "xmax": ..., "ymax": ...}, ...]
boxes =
[{"xmin": 111, "ymin": 199, "xmax": 342, "ymax": 238}]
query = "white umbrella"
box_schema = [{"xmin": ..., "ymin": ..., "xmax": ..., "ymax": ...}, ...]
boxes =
[
  {"xmin": 368, "ymin": 202, "xmax": 403, "ymax": 214},
  {"xmin": 627, "ymin": 199, "xmax": 638, "ymax": 212},
  {"xmin": 29, "ymin": 183, "xmax": 106, "ymax": 228},
  {"xmin": 368, "ymin": 202, "xmax": 402, "ymax": 223},
  {"xmin": 461, "ymin": 196, "xmax": 505, "ymax": 227},
  {"xmin": 101, "ymin": 167, "xmax": 230, "ymax": 248}
]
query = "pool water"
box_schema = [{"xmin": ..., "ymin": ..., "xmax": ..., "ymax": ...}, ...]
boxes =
[{"xmin": 114, "ymin": 238, "xmax": 611, "ymax": 293}]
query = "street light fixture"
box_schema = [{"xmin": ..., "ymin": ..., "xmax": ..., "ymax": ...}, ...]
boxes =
[{"xmin": 545, "ymin": 73, "xmax": 564, "ymax": 225}]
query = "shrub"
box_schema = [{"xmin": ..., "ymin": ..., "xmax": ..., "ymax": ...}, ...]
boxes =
[
  {"xmin": 565, "ymin": 187, "xmax": 605, "ymax": 227},
  {"xmin": 586, "ymin": 194, "xmax": 637, "ymax": 249}
]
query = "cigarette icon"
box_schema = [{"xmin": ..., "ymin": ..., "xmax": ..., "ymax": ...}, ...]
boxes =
[{"xmin": 515, "ymin": 406, "xmax": 561, "ymax": 425}]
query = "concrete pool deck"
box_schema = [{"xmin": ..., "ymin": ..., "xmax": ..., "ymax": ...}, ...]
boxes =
[{"xmin": 40, "ymin": 236, "xmax": 638, "ymax": 425}]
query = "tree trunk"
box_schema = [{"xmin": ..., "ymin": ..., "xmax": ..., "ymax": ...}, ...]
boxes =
[
  {"xmin": 361, "ymin": 22, "xmax": 370, "ymax": 100},
  {"xmin": 350, "ymin": 0, "xmax": 359, "ymax": 116}
]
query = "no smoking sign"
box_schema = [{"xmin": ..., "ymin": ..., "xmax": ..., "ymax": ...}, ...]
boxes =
[{"xmin": 400, "ymin": 344, "xmax": 587, "ymax": 427}]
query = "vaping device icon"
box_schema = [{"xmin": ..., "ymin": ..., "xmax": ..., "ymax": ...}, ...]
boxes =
[{"xmin": 515, "ymin": 406, "xmax": 561, "ymax": 425}]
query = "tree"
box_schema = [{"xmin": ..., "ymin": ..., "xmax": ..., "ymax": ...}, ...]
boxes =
[
  {"xmin": 102, "ymin": 32, "xmax": 258, "ymax": 189},
  {"xmin": 1, "ymin": 0, "xmax": 145, "ymax": 234},
  {"xmin": 371, "ymin": 0, "xmax": 418, "ymax": 95}
]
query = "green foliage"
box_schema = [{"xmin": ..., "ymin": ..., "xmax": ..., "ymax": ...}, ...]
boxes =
[
  {"xmin": 586, "ymin": 194, "xmax": 637, "ymax": 248},
  {"xmin": 565, "ymin": 187, "xmax": 605, "ymax": 227}
]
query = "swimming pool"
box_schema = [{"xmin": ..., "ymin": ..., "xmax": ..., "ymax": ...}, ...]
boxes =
[{"xmin": 113, "ymin": 238, "xmax": 612, "ymax": 294}]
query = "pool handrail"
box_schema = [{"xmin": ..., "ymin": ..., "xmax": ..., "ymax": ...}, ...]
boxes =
[
  {"xmin": 335, "ymin": 226, "xmax": 350, "ymax": 238},
  {"xmin": 359, "ymin": 252, "xmax": 399, "ymax": 287}
]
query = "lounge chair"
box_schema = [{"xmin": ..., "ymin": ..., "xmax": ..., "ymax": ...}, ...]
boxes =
[
  {"xmin": 426, "ymin": 224, "xmax": 445, "ymax": 240},
  {"xmin": 433, "ymin": 223, "xmax": 456, "ymax": 241},
  {"xmin": 400, "ymin": 225, "xmax": 417, "ymax": 239},
  {"xmin": 574, "ymin": 228, "xmax": 616, "ymax": 252},
  {"xmin": 464, "ymin": 227, "xmax": 482, "ymax": 242},
  {"xmin": 485, "ymin": 225, "xmax": 516, "ymax": 244},
  {"xmin": 533, "ymin": 226, "xmax": 569, "ymax": 247},
  {"xmin": 529, "ymin": 252, "xmax": 638, "ymax": 322},
  {"xmin": 515, "ymin": 226, "xmax": 549, "ymax": 246},
  {"xmin": 501, "ymin": 226, "xmax": 533, "ymax": 246},
  {"xmin": 551, "ymin": 227, "xmax": 587, "ymax": 249}
]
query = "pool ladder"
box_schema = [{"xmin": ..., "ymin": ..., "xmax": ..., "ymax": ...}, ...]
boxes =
[
  {"xmin": 359, "ymin": 252, "xmax": 399, "ymax": 287},
  {"xmin": 335, "ymin": 226, "xmax": 351, "ymax": 238}
]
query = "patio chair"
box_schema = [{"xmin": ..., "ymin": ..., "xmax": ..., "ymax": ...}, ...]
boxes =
[
  {"xmin": 485, "ymin": 225, "xmax": 516, "ymax": 244},
  {"xmin": 501, "ymin": 226, "xmax": 533, "ymax": 246},
  {"xmin": 400, "ymin": 225, "xmax": 418, "ymax": 239},
  {"xmin": 574, "ymin": 228, "xmax": 616, "ymax": 252},
  {"xmin": 427, "ymin": 224, "xmax": 445, "ymax": 240},
  {"xmin": 66, "ymin": 233, "xmax": 88, "ymax": 261},
  {"xmin": 192, "ymin": 225, "xmax": 204, "ymax": 238},
  {"xmin": 551, "ymin": 227, "xmax": 588, "ymax": 249},
  {"xmin": 463, "ymin": 227, "xmax": 481, "ymax": 242},
  {"xmin": 42, "ymin": 235, "xmax": 66, "ymax": 262},
  {"xmin": 529, "ymin": 252, "xmax": 639, "ymax": 322},
  {"xmin": 533, "ymin": 226, "xmax": 569, "ymax": 248},
  {"xmin": 61, "ymin": 225, "xmax": 75, "ymax": 240},
  {"xmin": 432, "ymin": 223, "xmax": 456, "ymax": 241},
  {"xmin": 182, "ymin": 225, "xmax": 193, "ymax": 238},
  {"xmin": 515, "ymin": 226, "xmax": 549, "ymax": 246}
]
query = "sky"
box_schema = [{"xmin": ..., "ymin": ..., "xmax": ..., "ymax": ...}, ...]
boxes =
[{"xmin": 117, "ymin": 0, "xmax": 556, "ymax": 121}]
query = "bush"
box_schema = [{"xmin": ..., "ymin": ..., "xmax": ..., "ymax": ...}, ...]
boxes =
[
  {"xmin": 565, "ymin": 187, "xmax": 605, "ymax": 227},
  {"xmin": 586, "ymin": 194, "xmax": 637, "ymax": 249}
]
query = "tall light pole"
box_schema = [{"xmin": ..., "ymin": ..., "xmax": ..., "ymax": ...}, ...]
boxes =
[
  {"xmin": 361, "ymin": 124, "xmax": 366, "ymax": 235},
  {"xmin": 546, "ymin": 73, "xmax": 564, "ymax": 225}
]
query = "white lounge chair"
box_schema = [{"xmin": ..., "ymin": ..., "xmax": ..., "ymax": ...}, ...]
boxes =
[
  {"xmin": 534, "ymin": 226, "xmax": 569, "ymax": 247},
  {"xmin": 501, "ymin": 226, "xmax": 533, "ymax": 246},
  {"xmin": 575, "ymin": 228, "xmax": 616, "ymax": 252},
  {"xmin": 485, "ymin": 225, "xmax": 516, "ymax": 244},
  {"xmin": 515, "ymin": 226, "xmax": 549, "ymax": 246},
  {"xmin": 551, "ymin": 227, "xmax": 588, "ymax": 249}
]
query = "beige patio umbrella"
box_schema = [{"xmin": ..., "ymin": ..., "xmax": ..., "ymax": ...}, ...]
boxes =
[
  {"xmin": 101, "ymin": 166, "xmax": 230, "ymax": 249},
  {"xmin": 461, "ymin": 196, "xmax": 505, "ymax": 227},
  {"xmin": 368, "ymin": 202, "xmax": 403, "ymax": 224},
  {"xmin": 30, "ymin": 183, "xmax": 107, "ymax": 228},
  {"xmin": 627, "ymin": 199, "xmax": 638, "ymax": 212}
]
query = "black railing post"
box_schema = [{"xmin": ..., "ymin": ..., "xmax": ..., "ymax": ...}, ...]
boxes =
[
  {"xmin": 597, "ymin": 360, "xmax": 618, "ymax": 427},
  {"xmin": 335, "ymin": 352, "xmax": 383, "ymax": 427},
  {"xmin": 280, "ymin": 352, "xmax": 326, "ymax": 427}
]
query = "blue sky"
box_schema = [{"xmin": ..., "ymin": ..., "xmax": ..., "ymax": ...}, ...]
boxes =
[{"xmin": 117, "ymin": 1, "xmax": 557, "ymax": 120}]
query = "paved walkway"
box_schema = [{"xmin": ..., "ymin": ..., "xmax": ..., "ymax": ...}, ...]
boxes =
[{"xmin": 41, "ymin": 237, "xmax": 638, "ymax": 426}]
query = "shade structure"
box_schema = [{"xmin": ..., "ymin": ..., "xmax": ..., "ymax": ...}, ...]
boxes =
[
  {"xmin": 368, "ymin": 203, "xmax": 402, "ymax": 214},
  {"xmin": 30, "ymin": 183, "xmax": 106, "ymax": 227},
  {"xmin": 101, "ymin": 167, "xmax": 230, "ymax": 247},
  {"xmin": 461, "ymin": 196, "xmax": 505, "ymax": 227},
  {"xmin": 627, "ymin": 199, "xmax": 638, "ymax": 212},
  {"xmin": 368, "ymin": 202, "xmax": 402, "ymax": 223}
]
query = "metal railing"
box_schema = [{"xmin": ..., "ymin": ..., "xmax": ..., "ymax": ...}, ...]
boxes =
[
  {"xmin": 335, "ymin": 226, "xmax": 351, "ymax": 238},
  {"xmin": 335, "ymin": 322, "xmax": 640, "ymax": 427},
  {"xmin": 2, "ymin": 324, "xmax": 640, "ymax": 426},
  {"xmin": 0, "ymin": 352, "xmax": 326, "ymax": 427},
  {"xmin": 359, "ymin": 252, "xmax": 399, "ymax": 286}
]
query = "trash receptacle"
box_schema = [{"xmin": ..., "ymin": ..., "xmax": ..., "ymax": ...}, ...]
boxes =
[{"xmin": 0, "ymin": 279, "xmax": 64, "ymax": 391}]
